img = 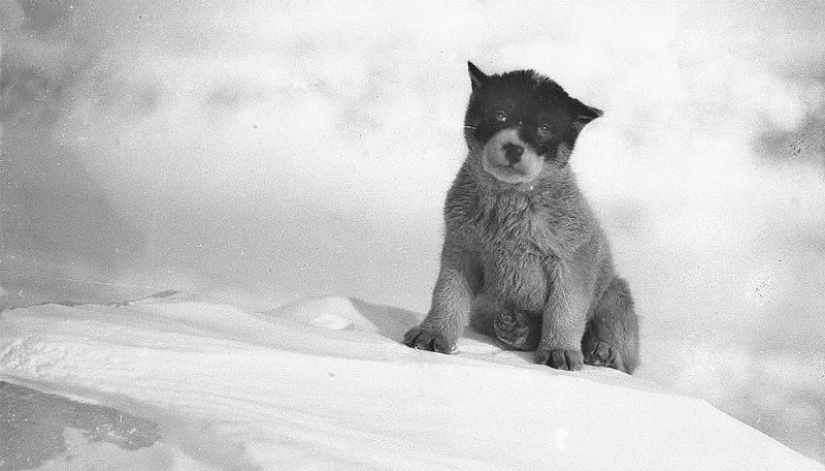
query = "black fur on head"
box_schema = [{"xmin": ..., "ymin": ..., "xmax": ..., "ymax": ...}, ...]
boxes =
[{"xmin": 464, "ymin": 61, "xmax": 602, "ymax": 167}]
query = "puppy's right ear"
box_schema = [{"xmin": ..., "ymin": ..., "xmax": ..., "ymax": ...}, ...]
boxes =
[{"xmin": 468, "ymin": 61, "xmax": 488, "ymax": 90}]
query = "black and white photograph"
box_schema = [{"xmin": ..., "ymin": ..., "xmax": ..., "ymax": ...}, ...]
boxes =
[{"xmin": 1, "ymin": 1, "xmax": 823, "ymax": 469}]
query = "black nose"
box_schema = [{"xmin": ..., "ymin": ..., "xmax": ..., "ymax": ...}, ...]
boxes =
[{"xmin": 503, "ymin": 143, "xmax": 524, "ymax": 164}]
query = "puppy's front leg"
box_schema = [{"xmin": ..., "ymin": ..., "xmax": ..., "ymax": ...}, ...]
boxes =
[
  {"xmin": 536, "ymin": 261, "xmax": 591, "ymax": 370},
  {"xmin": 404, "ymin": 242, "xmax": 480, "ymax": 353}
]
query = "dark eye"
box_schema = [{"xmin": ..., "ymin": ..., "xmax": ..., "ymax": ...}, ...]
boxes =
[
  {"xmin": 537, "ymin": 123, "xmax": 553, "ymax": 137},
  {"xmin": 494, "ymin": 110, "xmax": 508, "ymax": 122}
]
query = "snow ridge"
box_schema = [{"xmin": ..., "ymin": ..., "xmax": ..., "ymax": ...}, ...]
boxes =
[{"xmin": 1, "ymin": 294, "xmax": 822, "ymax": 470}]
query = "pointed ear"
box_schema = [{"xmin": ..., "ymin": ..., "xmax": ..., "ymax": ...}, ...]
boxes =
[
  {"xmin": 468, "ymin": 61, "xmax": 488, "ymax": 90},
  {"xmin": 569, "ymin": 97, "xmax": 603, "ymax": 130}
]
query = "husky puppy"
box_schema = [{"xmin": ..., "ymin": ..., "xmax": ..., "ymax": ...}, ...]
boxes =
[{"xmin": 404, "ymin": 62, "xmax": 639, "ymax": 373}]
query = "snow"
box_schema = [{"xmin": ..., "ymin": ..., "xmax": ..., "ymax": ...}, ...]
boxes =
[{"xmin": 2, "ymin": 293, "xmax": 822, "ymax": 470}]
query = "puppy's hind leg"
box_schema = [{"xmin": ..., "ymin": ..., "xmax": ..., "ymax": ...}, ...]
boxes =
[
  {"xmin": 468, "ymin": 292, "xmax": 538, "ymax": 350},
  {"xmin": 582, "ymin": 277, "xmax": 640, "ymax": 374},
  {"xmin": 493, "ymin": 310, "xmax": 541, "ymax": 351},
  {"xmin": 468, "ymin": 290, "xmax": 498, "ymax": 338}
]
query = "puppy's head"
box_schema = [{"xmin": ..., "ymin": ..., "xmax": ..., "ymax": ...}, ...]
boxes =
[{"xmin": 463, "ymin": 62, "xmax": 602, "ymax": 186}]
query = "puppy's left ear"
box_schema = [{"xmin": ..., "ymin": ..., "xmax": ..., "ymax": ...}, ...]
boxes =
[
  {"xmin": 562, "ymin": 98, "xmax": 603, "ymax": 150},
  {"xmin": 570, "ymin": 97, "xmax": 603, "ymax": 131}
]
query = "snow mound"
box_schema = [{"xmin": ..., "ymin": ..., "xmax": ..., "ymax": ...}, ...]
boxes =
[
  {"xmin": 269, "ymin": 295, "xmax": 420, "ymax": 340},
  {"xmin": 1, "ymin": 294, "xmax": 822, "ymax": 470}
]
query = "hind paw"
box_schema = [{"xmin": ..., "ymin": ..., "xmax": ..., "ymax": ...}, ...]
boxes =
[
  {"xmin": 493, "ymin": 311, "xmax": 539, "ymax": 351},
  {"xmin": 583, "ymin": 341, "xmax": 626, "ymax": 372}
]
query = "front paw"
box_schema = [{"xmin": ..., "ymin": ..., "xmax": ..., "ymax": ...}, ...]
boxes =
[
  {"xmin": 536, "ymin": 347, "xmax": 584, "ymax": 371},
  {"xmin": 403, "ymin": 326, "xmax": 456, "ymax": 353}
]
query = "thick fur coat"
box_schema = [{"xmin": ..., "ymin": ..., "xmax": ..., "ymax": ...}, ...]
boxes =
[{"xmin": 404, "ymin": 63, "xmax": 640, "ymax": 373}]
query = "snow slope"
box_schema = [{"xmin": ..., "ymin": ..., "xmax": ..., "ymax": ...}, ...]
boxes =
[{"xmin": 1, "ymin": 293, "xmax": 822, "ymax": 470}]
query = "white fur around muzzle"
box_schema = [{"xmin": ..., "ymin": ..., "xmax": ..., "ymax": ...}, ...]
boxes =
[{"xmin": 481, "ymin": 129, "xmax": 544, "ymax": 184}]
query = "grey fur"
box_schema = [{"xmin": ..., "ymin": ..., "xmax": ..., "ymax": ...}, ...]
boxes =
[{"xmin": 404, "ymin": 65, "xmax": 640, "ymax": 373}]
